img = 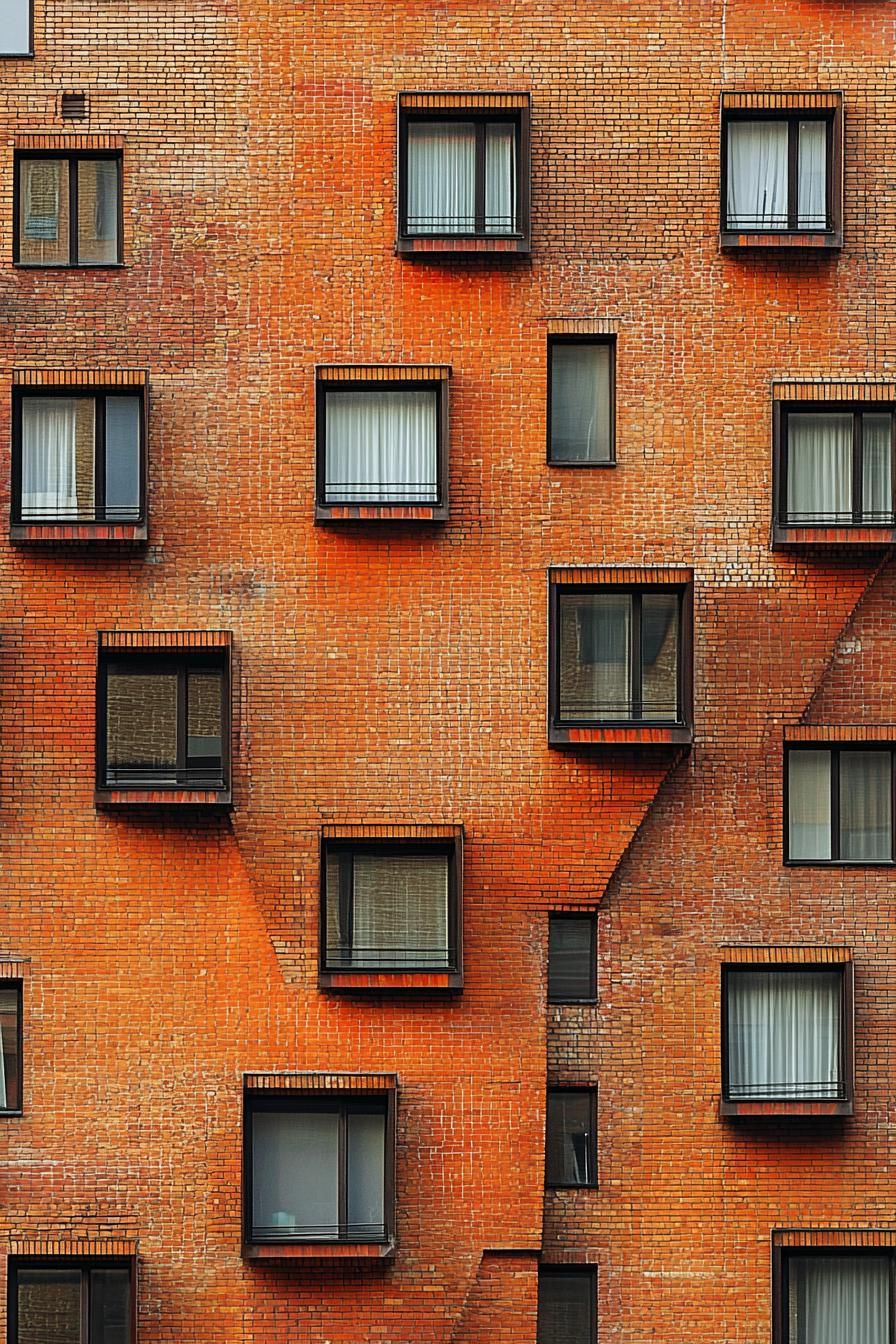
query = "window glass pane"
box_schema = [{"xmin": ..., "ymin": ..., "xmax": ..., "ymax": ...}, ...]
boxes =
[
  {"xmin": 406, "ymin": 121, "xmax": 475, "ymax": 234},
  {"xmin": 104, "ymin": 397, "xmax": 141, "ymax": 520},
  {"xmin": 346, "ymin": 1110, "xmax": 386, "ymax": 1238},
  {"xmin": 0, "ymin": 987, "xmax": 20, "ymax": 1111},
  {"xmin": 548, "ymin": 917, "xmax": 595, "ymax": 1002},
  {"xmin": 788, "ymin": 751, "xmax": 832, "ymax": 860},
  {"xmin": 21, "ymin": 397, "xmax": 94, "ymax": 520},
  {"xmin": 641, "ymin": 594, "xmax": 679, "ymax": 721},
  {"xmin": 187, "ymin": 671, "xmax": 223, "ymax": 768},
  {"xmin": 549, "ymin": 343, "xmax": 611, "ymax": 463},
  {"xmin": 89, "ymin": 1268, "xmax": 131, "ymax": 1344},
  {"xmin": 537, "ymin": 1270, "xmax": 594, "ymax": 1344},
  {"xmin": 546, "ymin": 1092, "xmax": 594, "ymax": 1186},
  {"xmin": 797, "ymin": 120, "xmax": 827, "ymax": 228},
  {"xmin": 252, "ymin": 1110, "xmax": 339, "ymax": 1239},
  {"xmin": 788, "ymin": 1255, "xmax": 889, "ymax": 1344},
  {"xmin": 77, "ymin": 159, "xmax": 119, "ymax": 264},
  {"xmin": 344, "ymin": 854, "xmax": 449, "ymax": 968},
  {"xmin": 786, "ymin": 413, "xmax": 852, "ymax": 524},
  {"xmin": 727, "ymin": 970, "xmax": 841, "ymax": 1100},
  {"xmin": 106, "ymin": 672, "xmax": 178, "ymax": 782},
  {"xmin": 484, "ymin": 121, "xmax": 516, "ymax": 233},
  {"xmin": 325, "ymin": 388, "xmax": 439, "ymax": 504},
  {"xmin": 558, "ymin": 593, "xmax": 631, "ymax": 721},
  {"xmin": 840, "ymin": 751, "xmax": 891, "ymax": 861},
  {"xmin": 726, "ymin": 120, "xmax": 788, "ymax": 229},
  {"xmin": 862, "ymin": 414, "xmax": 893, "ymax": 523},
  {"xmin": 0, "ymin": 0, "xmax": 30, "ymax": 53},
  {"xmin": 17, "ymin": 1269, "xmax": 82, "ymax": 1344},
  {"xmin": 18, "ymin": 159, "xmax": 69, "ymax": 264}
]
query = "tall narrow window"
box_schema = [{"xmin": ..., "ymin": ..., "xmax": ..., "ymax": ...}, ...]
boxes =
[
  {"xmin": 9, "ymin": 1259, "xmax": 133, "ymax": 1344},
  {"xmin": 724, "ymin": 968, "xmax": 845, "ymax": 1101},
  {"xmin": 777, "ymin": 404, "xmax": 894, "ymax": 529},
  {"xmin": 548, "ymin": 916, "xmax": 596, "ymax": 1003},
  {"xmin": 0, "ymin": 981, "xmax": 22, "ymax": 1113},
  {"xmin": 545, "ymin": 1089, "xmax": 596, "ymax": 1187},
  {"xmin": 15, "ymin": 153, "xmax": 122, "ymax": 266},
  {"xmin": 0, "ymin": 0, "xmax": 31, "ymax": 55},
  {"xmin": 787, "ymin": 747, "xmax": 894, "ymax": 863},
  {"xmin": 548, "ymin": 340, "xmax": 614, "ymax": 465},
  {"xmin": 775, "ymin": 1252, "xmax": 890, "ymax": 1344},
  {"xmin": 724, "ymin": 114, "xmax": 832, "ymax": 232},
  {"xmin": 537, "ymin": 1267, "xmax": 596, "ymax": 1344}
]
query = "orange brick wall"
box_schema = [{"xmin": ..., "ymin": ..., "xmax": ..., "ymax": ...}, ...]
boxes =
[{"xmin": 1, "ymin": 0, "xmax": 896, "ymax": 1340}]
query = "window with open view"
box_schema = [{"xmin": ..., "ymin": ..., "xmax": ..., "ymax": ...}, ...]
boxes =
[
  {"xmin": 775, "ymin": 403, "xmax": 894, "ymax": 531},
  {"xmin": 786, "ymin": 746, "xmax": 894, "ymax": 864},
  {"xmin": 773, "ymin": 1248, "xmax": 891, "ymax": 1344},
  {"xmin": 8, "ymin": 1258, "xmax": 133, "ymax": 1344},
  {"xmin": 14, "ymin": 153, "xmax": 121, "ymax": 265},
  {"xmin": 548, "ymin": 339, "xmax": 615, "ymax": 466},
  {"xmin": 0, "ymin": 981, "xmax": 22, "ymax": 1113},
  {"xmin": 0, "ymin": 0, "xmax": 31, "ymax": 55}
]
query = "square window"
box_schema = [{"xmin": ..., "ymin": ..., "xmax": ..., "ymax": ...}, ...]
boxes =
[
  {"xmin": 0, "ymin": 0, "xmax": 31, "ymax": 54},
  {"xmin": 14, "ymin": 153, "xmax": 122, "ymax": 265},
  {"xmin": 316, "ymin": 368, "xmax": 449, "ymax": 520},
  {"xmin": 773, "ymin": 1249, "xmax": 891, "ymax": 1344},
  {"xmin": 548, "ymin": 916, "xmax": 596, "ymax": 1003},
  {"xmin": 545, "ymin": 1089, "xmax": 596, "ymax": 1188},
  {"xmin": 548, "ymin": 339, "xmax": 615, "ymax": 466},
  {"xmin": 537, "ymin": 1267, "xmax": 596, "ymax": 1344},
  {"xmin": 11, "ymin": 385, "xmax": 145, "ymax": 535},
  {"xmin": 243, "ymin": 1087, "xmax": 396, "ymax": 1253},
  {"xmin": 0, "ymin": 981, "xmax": 22, "ymax": 1114},
  {"xmin": 397, "ymin": 93, "xmax": 530, "ymax": 255},
  {"xmin": 786, "ymin": 746, "xmax": 894, "ymax": 864},
  {"xmin": 8, "ymin": 1258, "xmax": 133, "ymax": 1344}
]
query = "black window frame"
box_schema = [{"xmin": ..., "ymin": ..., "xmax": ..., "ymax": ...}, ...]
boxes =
[
  {"xmin": 772, "ymin": 1246, "xmax": 896, "ymax": 1344},
  {"xmin": 7, "ymin": 1256, "xmax": 135, "ymax": 1344},
  {"xmin": 13, "ymin": 150, "xmax": 123, "ymax": 267},
  {"xmin": 243, "ymin": 1090, "xmax": 396, "ymax": 1248},
  {"xmin": 547, "ymin": 914, "xmax": 597, "ymax": 1005},
  {"xmin": 11, "ymin": 384, "xmax": 147, "ymax": 529},
  {"xmin": 537, "ymin": 1265, "xmax": 597, "ymax": 1344},
  {"xmin": 0, "ymin": 979, "xmax": 23, "ymax": 1116},
  {"xmin": 774, "ymin": 400, "xmax": 896, "ymax": 531},
  {"xmin": 720, "ymin": 105, "xmax": 840, "ymax": 240},
  {"xmin": 546, "ymin": 336, "xmax": 616, "ymax": 468},
  {"xmin": 0, "ymin": 0, "xmax": 32, "ymax": 57},
  {"xmin": 784, "ymin": 744, "xmax": 896, "ymax": 866},
  {"xmin": 545, "ymin": 1087, "xmax": 597, "ymax": 1190}
]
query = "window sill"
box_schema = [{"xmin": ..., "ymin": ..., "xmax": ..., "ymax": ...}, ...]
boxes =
[
  {"xmin": 549, "ymin": 723, "xmax": 693, "ymax": 749},
  {"xmin": 319, "ymin": 968, "xmax": 462, "ymax": 992},
  {"xmin": 396, "ymin": 234, "xmax": 530, "ymax": 257},
  {"xmin": 316, "ymin": 501, "xmax": 448, "ymax": 523},
  {"xmin": 13, "ymin": 262, "xmax": 125, "ymax": 270},
  {"xmin": 242, "ymin": 1239, "xmax": 395, "ymax": 1262},
  {"xmin": 95, "ymin": 786, "xmax": 232, "ymax": 810},
  {"xmin": 773, "ymin": 523, "xmax": 896, "ymax": 549},
  {"xmin": 720, "ymin": 1097, "xmax": 852, "ymax": 1119},
  {"xmin": 547, "ymin": 460, "xmax": 617, "ymax": 469},
  {"xmin": 11, "ymin": 521, "xmax": 147, "ymax": 544},
  {"xmin": 720, "ymin": 229, "xmax": 842, "ymax": 251}
]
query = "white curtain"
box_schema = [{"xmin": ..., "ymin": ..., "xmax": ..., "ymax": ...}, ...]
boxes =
[
  {"xmin": 727, "ymin": 970, "xmax": 841, "ymax": 1099},
  {"xmin": 787, "ymin": 413, "xmax": 852, "ymax": 524},
  {"xmin": 406, "ymin": 122, "xmax": 475, "ymax": 234},
  {"xmin": 550, "ymin": 343, "xmax": 611, "ymax": 462},
  {"xmin": 798, "ymin": 120, "xmax": 827, "ymax": 228},
  {"xmin": 21, "ymin": 398, "xmax": 78, "ymax": 518},
  {"xmin": 840, "ymin": 751, "xmax": 891, "ymax": 861},
  {"xmin": 788, "ymin": 750, "xmax": 832, "ymax": 860},
  {"xmin": 563, "ymin": 595, "xmax": 631, "ymax": 720},
  {"xmin": 325, "ymin": 389, "xmax": 438, "ymax": 503},
  {"xmin": 862, "ymin": 413, "xmax": 893, "ymax": 523},
  {"xmin": 484, "ymin": 122, "xmax": 516, "ymax": 233},
  {"xmin": 727, "ymin": 120, "xmax": 788, "ymax": 229},
  {"xmin": 789, "ymin": 1256, "xmax": 889, "ymax": 1344},
  {"xmin": 24, "ymin": 160, "xmax": 60, "ymax": 241}
]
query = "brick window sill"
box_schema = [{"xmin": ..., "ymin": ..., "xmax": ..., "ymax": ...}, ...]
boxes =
[
  {"xmin": 11, "ymin": 521, "xmax": 147, "ymax": 544},
  {"xmin": 549, "ymin": 724, "xmax": 693, "ymax": 749},
  {"xmin": 319, "ymin": 969, "xmax": 462, "ymax": 992},
  {"xmin": 242, "ymin": 1240, "xmax": 395, "ymax": 1262},
  {"xmin": 720, "ymin": 1098, "xmax": 852, "ymax": 1119}
]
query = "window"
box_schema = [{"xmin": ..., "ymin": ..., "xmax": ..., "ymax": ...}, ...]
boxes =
[
  {"xmin": 786, "ymin": 746, "xmax": 894, "ymax": 863},
  {"xmin": 11, "ymin": 386, "xmax": 144, "ymax": 529},
  {"xmin": 545, "ymin": 1089, "xmax": 596, "ymax": 1188},
  {"xmin": 96, "ymin": 634, "xmax": 231, "ymax": 803},
  {"xmin": 8, "ymin": 1258, "xmax": 133, "ymax": 1344},
  {"xmin": 773, "ymin": 1249, "xmax": 892, "ymax": 1344},
  {"xmin": 537, "ymin": 1267, "xmax": 596, "ymax": 1344},
  {"xmin": 316, "ymin": 367, "xmax": 449, "ymax": 519},
  {"xmin": 548, "ymin": 916, "xmax": 596, "ymax": 1003},
  {"xmin": 14, "ymin": 153, "xmax": 121, "ymax": 265},
  {"xmin": 0, "ymin": 0, "xmax": 31, "ymax": 55},
  {"xmin": 0, "ymin": 981, "xmax": 22, "ymax": 1114},
  {"xmin": 548, "ymin": 339, "xmax": 614, "ymax": 465},
  {"xmin": 244, "ymin": 1089, "xmax": 395, "ymax": 1249},
  {"xmin": 397, "ymin": 93, "xmax": 530, "ymax": 254},
  {"xmin": 775, "ymin": 403, "xmax": 894, "ymax": 530}
]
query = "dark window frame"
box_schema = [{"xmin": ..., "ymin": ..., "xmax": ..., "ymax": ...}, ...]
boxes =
[
  {"xmin": 95, "ymin": 646, "xmax": 231, "ymax": 794},
  {"xmin": 547, "ymin": 914, "xmax": 597, "ymax": 1004},
  {"xmin": 774, "ymin": 399, "xmax": 896, "ymax": 531},
  {"xmin": 0, "ymin": 979, "xmax": 23, "ymax": 1116},
  {"xmin": 243, "ymin": 1089, "xmax": 396, "ymax": 1248},
  {"xmin": 7, "ymin": 1256, "xmax": 135, "ymax": 1344},
  {"xmin": 546, "ymin": 336, "xmax": 616, "ymax": 468},
  {"xmin": 11, "ymin": 384, "xmax": 147, "ymax": 529},
  {"xmin": 537, "ymin": 1265, "xmax": 597, "ymax": 1344},
  {"xmin": 720, "ymin": 961, "xmax": 854, "ymax": 1111},
  {"xmin": 772, "ymin": 1245, "xmax": 896, "ymax": 1344},
  {"xmin": 784, "ymin": 744, "xmax": 896, "ymax": 866},
  {"xmin": 0, "ymin": 0, "xmax": 33, "ymax": 57},
  {"xmin": 545, "ymin": 1087, "xmax": 597, "ymax": 1189},
  {"xmin": 13, "ymin": 150, "xmax": 123, "ymax": 267}
]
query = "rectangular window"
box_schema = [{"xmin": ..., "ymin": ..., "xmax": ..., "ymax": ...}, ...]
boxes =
[
  {"xmin": 545, "ymin": 1089, "xmax": 596, "ymax": 1188},
  {"xmin": 15, "ymin": 153, "xmax": 121, "ymax": 265},
  {"xmin": 723, "ymin": 111, "xmax": 834, "ymax": 233},
  {"xmin": 786, "ymin": 746, "xmax": 894, "ymax": 863},
  {"xmin": 548, "ymin": 339, "xmax": 614, "ymax": 465},
  {"xmin": 12, "ymin": 387, "xmax": 144, "ymax": 526},
  {"xmin": 774, "ymin": 1250, "xmax": 892, "ymax": 1344},
  {"xmin": 548, "ymin": 916, "xmax": 596, "ymax": 1003},
  {"xmin": 537, "ymin": 1267, "xmax": 596, "ymax": 1344},
  {"xmin": 776, "ymin": 403, "xmax": 894, "ymax": 529},
  {"xmin": 0, "ymin": 0, "xmax": 31, "ymax": 54},
  {"xmin": 8, "ymin": 1260, "xmax": 133, "ymax": 1344},
  {"xmin": 0, "ymin": 981, "xmax": 22, "ymax": 1113},
  {"xmin": 245, "ymin": 1093, "xmax": 394, "ymax": 1245}
]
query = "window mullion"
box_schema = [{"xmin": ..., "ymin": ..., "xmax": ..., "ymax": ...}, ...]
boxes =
[
  {"xmin": 474, "ymin": 121, "xmax": 486, "ymax": 234},
  {"xmin": 787, "ymin": 118, "xmax": 799, "ymax": 230},
  {"xmin": 852, "ymin": 411, "xmax": 863, "ymax": 525},
  {"xmin": 831, "ymin": 748, "xmax": 841, "ymax": 862},
  {"xmin": 631, "ymin": 594, "xmax": 642, "ymax": 720}
]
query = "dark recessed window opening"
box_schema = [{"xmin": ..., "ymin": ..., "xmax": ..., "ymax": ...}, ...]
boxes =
[
  {"xmin": 723, "ymin": 967, "xmax": 847, "ymax": 1102},
  {"xmin": 787, "ymin": 746, "xmax": 894, "ymax": 863},
  {"xmin": 323, "ymin": 841, "xmax": 458, "ymax": 972},
  {"xmin": 15, "ymin": 152, "xmax": 121, "ymax": 265},
  {"xmin": 723, "ymin": 113, "xmax": 832, "ymax": 232},
  {"xmin": 777, "ymin": 405, "xmax": 894, "ymax": 527},
  {"xmin": 548, "ymin": 339, "xmax": 614, "ymax": 465},
  {"xmin": 548, "ymin": 916, "xmax": 596, "ymax": 1003},
  {"xmin": 9, "ymin": 1259, "xmax": 133, "ymax": 1344},
  {"xmin": 1, "ymin": 0, "xmax": 31, "ymax": 54},
  {"xmin": 0, "ymin": 981, "xmax": 22, "ymax": 1113},
  {"xmin": 317, "ymin": 379, "xmax": 445, "ymax": 507},
  {"xmin": 775, "ymin": 1250, "xmax": 891, "ymax": 1344},
  {"xmin": 545, "ymin": 1089, "xmax": 596, "ymax": 1188},
  {"xmin": 537, "ymin": 1266, "xmax": 597, "ymax": 1344},
  {"xmin": 246, "ymin": 1095, "xmax": 391, "ymax": 1244},
  {"xmin": 401, "ymin": 115, "xmax": 521, "ymax": 237},
  {"xmin": 12, "ymin": 388, "xmax": 144, "ymax": 525}
]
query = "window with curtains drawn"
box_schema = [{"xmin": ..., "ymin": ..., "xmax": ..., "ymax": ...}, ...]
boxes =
[
  {"xmin": 0, "ymin": 0, "xmax": 31, "ymax": 55},
  {"xmin": 773, "ymin": 1249, "xmax": 892, "ymax": 1344},
  {"xmin": 775, "ymin": 403, "xmax": 894, "ymax": 530},
  {"xmin": 8, "ymin": 1258, "xmax": 133, "ymax": 1344},
  {"xmin": 14, "ymin": 153, "xmax": 121, "ymax": 266},
  {"xmin": 548, "ymin": 338, "xmax": 614, "ymax": 465},
  {"xmin": 786, "ymin": 746, "xmax": 895, "ymax": 864},
  {"xmin": 536, "ymin": 1267, "xmax": 597, "ymax": 1344}
]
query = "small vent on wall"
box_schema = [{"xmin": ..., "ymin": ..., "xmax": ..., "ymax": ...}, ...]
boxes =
[{"xmin": 61, "ymin": 92, "xmax": 88, "ymax": 120}]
